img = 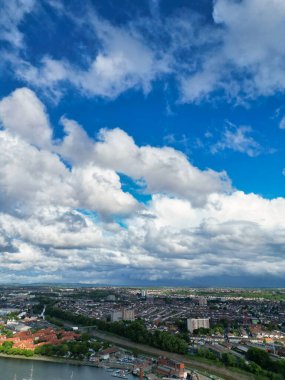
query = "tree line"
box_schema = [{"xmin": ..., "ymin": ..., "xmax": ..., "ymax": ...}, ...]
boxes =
[
  {"xmin": 46, "ymin": 306, "xmax": 188, "ymax": 354},
  {"xmin": 0, "ymin": 341, "xmax": 34, "ymax": 357},
  {"xmin": 197, "ymin": 346, "xmax": 285, "ymax": 380}
]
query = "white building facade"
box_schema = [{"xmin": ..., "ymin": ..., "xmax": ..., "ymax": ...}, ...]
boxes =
[{"xmin": 187, "ymin": 318, "xmax": 210, "ymax": 333}]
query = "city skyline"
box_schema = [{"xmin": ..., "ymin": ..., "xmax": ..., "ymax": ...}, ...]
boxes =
[{"xmin": 0, "ymin": 0, "xmax": 285, "ymax": 286}]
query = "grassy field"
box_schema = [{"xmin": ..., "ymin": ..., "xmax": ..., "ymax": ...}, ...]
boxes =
[{"xmin": 152, "ymin": 287, "xmax": 285, "ymax": 301}]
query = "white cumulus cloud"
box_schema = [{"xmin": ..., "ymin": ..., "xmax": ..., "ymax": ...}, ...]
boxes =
[{"xmin": 0, "ymin": 87, "xmax": 284, "ymax": 284}]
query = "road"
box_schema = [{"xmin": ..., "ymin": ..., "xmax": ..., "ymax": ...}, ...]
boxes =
[{"xmin": 87, "ymin": 328, "xmax": 253, "ymax": 380}]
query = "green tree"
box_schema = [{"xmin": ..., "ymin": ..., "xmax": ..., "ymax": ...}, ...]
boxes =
[{"xmin": 246, "ymin": 347, "xmax": 272, "ymax": 370}]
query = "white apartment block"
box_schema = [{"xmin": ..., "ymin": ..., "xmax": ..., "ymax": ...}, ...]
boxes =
[
  {"xmin": 187, "ymin": 318, "xmax": 210, "ymax": 333},
  {"xmin": 110, "ymin": 308, "xmax": 135, "ymax": 322}
]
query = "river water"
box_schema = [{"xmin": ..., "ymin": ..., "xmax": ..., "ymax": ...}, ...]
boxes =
[{"xmin": 0, "ymin": 357, "xmax": 138, "ymax": 380}]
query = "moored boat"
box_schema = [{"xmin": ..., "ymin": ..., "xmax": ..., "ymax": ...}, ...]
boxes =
[{"xmin": 112, "ymin": 369, "xmax": 128, "ymax": 378}]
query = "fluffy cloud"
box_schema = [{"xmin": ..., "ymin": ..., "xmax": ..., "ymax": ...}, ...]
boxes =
[
  {"xmin": 3, "ymin": 0, "xmax": 285, "ymax": 103},
  {"xmin": 2, "ymin": 188, "xmax": 285, "ymax": 284},
  {"xmin": 57, "ymin": 117, "xmax": 94, "ymax": 165},
  {"xmin": 213, "ymin": 0, "xmax": 285, "ymax": 69},
  {"xmin": 123, "ymin": 192, "xmax": 285, "ymax": 280},
  {"xmin": 0, "ymin": 87, "xmax": 284, "ymax": 283},
  {"xmin": 14, "ymin": 14, "xmax": 169, "ymax": 100},
  {"xmin": 182, "ymin": 0, "xmax": 285, "ymax": 102},
  {"xmin": 58, "ymin": 124, "xmax": 230, "ymax": 207},
  {"xmin": 0, "ymin": 130, "xmax": 138, "ymax": 217},
  {"xmin": 71, "ymin": 16, "xmax": 169, "ymax": 98},
  {"xmin": 0, "ymin": 130, "xmax": 72, "ymax": 215},
  {"xmin": 0, "ymin": 87, "xmax": 52, "ymax": 148},
  {"xmin": 0, "ymin": 89, "xmax": 138, "ymax": 217}
]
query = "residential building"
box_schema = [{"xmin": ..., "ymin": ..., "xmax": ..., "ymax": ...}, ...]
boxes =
[
  {"xmin": 198, "ymin": 297, "xmax": 207, "ymax": 306},
  {"xmin": 111, "ymin": 310, "xmax": 123, "ymax": 322},
  {"xmin": 187, "ymin": 318, "xmax": 210, "ymax": 333},
  {"xmin": 122, "ymin": 308, "xmax": 135, "ymax": 321}
]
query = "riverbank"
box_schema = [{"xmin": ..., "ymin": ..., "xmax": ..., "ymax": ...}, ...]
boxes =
[
  {"xmin": 0, "ymin": 352, "xmax": 137, "ymax": 371},
  {"xmin": 0, "ymin": 352, "xmax": 93, "ymax": 367},
  {"xmin": 0, "ymin": 330, "xmax": 253, "ymax": 380}
]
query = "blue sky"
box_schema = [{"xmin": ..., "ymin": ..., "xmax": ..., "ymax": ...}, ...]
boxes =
[{"xmin": 0, "ymin": 0, "xmax": 285, "ymax": 286}]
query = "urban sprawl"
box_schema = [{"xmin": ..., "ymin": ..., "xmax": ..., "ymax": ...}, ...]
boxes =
[{"xmin": 0, "ymin": 286, "xmax": 285, "ymax": 380}]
